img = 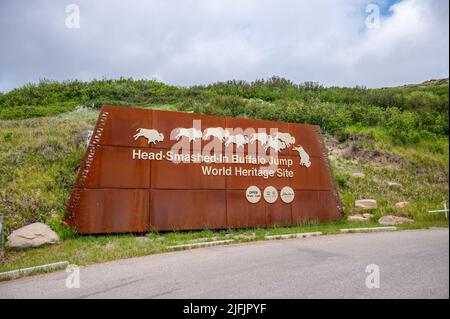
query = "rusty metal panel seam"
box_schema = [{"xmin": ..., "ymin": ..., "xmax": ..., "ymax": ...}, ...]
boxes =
[{"xmin": 64, "ymin": 110, "xmax": 109, "ymax": 223}]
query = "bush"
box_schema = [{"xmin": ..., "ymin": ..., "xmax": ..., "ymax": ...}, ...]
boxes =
[{"xmin": 0, "ymin": 77, "xmax": 447, "ymax": 145}]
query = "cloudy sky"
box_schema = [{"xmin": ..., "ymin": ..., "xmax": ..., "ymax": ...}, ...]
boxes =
[{"xmin": 0, "ymin": 0, "xmax": 448, "ymax": 92}]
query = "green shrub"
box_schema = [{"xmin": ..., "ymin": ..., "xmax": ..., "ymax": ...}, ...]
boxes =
[{"xmin": 0, "ymin": 77, "xmax": 447, "ymax": 145}]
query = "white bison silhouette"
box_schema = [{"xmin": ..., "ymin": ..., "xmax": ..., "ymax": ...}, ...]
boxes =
[
  {"xmin": 202, "ymin": 127, "xmax": 229, "ymax": 141},
  {"xmin": 133, "ymin": 128, "xmax": 164, "ymax": 144},
  {"xmin": 225, "ymin": 134, "xmax": 249, "ymax": 148},
  {"xmin": 264, "ymin": 136, "xmax": 286, "ymax": 153},
  {"xmin": 174, "ymin": 128, "xmax": 203, "ymax": 142},
  {"xmin": 274, "ymin": 132, "xmax": 296, "ymax": 147},
  {"xmin": 249, "ymin": 132, "xmax": 270, "ymax": 145},
  {"xmin": 292, "ymin": 145, "xmax": 311, "ymax": 168}
]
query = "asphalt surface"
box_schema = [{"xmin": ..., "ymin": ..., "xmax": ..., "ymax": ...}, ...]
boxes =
[{"xmin": 0, "ymin": 228, "xmax": 448, "ymax": 299}]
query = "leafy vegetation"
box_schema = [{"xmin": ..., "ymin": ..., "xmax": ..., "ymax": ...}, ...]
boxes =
[
  {"xmin": 0, "ymin": 110, "xmax": 97, "ymax": 236},
  {"xmin": 1, "ymin": 77, "xmax": 448, "ymax": 144}
]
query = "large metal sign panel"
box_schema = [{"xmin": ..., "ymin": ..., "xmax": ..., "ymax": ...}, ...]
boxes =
[{"xmin": 64, "ymin": 105, "xmax": 343, "ymax": 233}]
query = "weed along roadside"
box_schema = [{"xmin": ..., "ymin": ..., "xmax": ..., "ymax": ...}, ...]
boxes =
[{"xmin": 0, "ymin": 78, "xmax": 448, "ymax": 280}]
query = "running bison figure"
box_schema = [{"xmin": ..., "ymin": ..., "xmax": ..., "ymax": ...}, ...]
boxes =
[
  {"xmin": 249, "ymin": 132, "xmax": 270, "ymax": 145},
  {"xmin": 202, "ymin": 127, "xmax": 230, "ymax": 142},
  {"xmin": 264, "ymin": 136, "xmax": 286, "ymax": 153},
  {"xmin": 225, "ymin": 134, "xmax": 249, "ymax": 148},
  {"xmin": 274, "ymin": 132, "xmax": 295, "ymax": 147},
  {"xmin": 133, "ymin": 126, "xmax": 311, "ymax": 169},
  {"xmin": 133, "ymin": 128, "xmax": 164, "ymax": 144},
  {"xmin": 250, "ymin": 131, "xmax": 295, "ymax": 149},
  {"xmin": 174, "ymin": 128, "xmax": 203, "ymax": 142}
]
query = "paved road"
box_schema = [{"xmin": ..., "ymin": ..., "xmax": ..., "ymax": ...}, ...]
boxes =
[{"xmin": 0, "ymin": 229, "xmax": 448, "ymax": 299}]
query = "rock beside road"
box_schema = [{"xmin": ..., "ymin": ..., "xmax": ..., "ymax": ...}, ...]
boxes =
[
  {"xmin": 8, "ymin": 223, "xmax": 59, "ymax": 249},
  {"xmin": 387, "ymin": 181, "xmax": 402, "ymax": 187},
  {"xmin": 355, "ymin": 199, "xmax": 377, "ymax": 210},
  {"xmin": 347, "ymin": 213, "xmax": 374, "ymax": 222},
  {"xmin": 347, "ymin": 214, "xmax": 369, "ymax": 222},
  {"xmin": 378, "ymin": 215, "xmax": 414, "ymax": 225},
  {"xmin": 352, "ymin": 172, "xmax": 365, "ymax": 178}
]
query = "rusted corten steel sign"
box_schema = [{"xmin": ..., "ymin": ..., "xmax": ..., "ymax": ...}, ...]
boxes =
[{"xmin": 64, "ymin": 105, "xmax": 342, "ymax": 234}]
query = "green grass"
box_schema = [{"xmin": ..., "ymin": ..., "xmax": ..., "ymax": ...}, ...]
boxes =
[
  {"xmin": 0, "ymin": 102, "xmax": 79, "ymax": 120},
  {"xmin": 332, "ymin": 126, "xmax": 449, "ymax": 220},
  {"xmin": 0, "ymin": 109, "xmax": 99, "ymax": 233},
  {"xmin": 1, "ymin": 220, "xmax": 447, "ymax": 275}
]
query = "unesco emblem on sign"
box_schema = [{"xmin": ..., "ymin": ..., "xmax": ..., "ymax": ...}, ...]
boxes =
[{"xmin": 263, "ymin": 186, "xmax": 278, "ymax": 204}]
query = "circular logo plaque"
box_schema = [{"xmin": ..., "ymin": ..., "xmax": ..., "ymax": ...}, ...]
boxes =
[
  {"xmin": 280, "ymin": 186, "xmax": 295, "ymax": 204},
  {"xmin": 246, "ymin": 186, "xmax": 261, "ymax": 204},
  {"xmin": 263, "ymin": 186, "xmax": 278, "ymax": 204}
]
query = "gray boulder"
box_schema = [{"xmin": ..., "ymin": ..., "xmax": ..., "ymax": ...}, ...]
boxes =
[
  {"xmin": 347, "ymin": 214, "xmax": 370, "ymax": 222},
  {"xmin": 387, "ymin": 181, "xmax": 402, "ymax": 187},
  {"xmin": 378, "ymin": 215, "xmax": 414, "ymax": 225},
  {"xmin": 355, "ymin": 199, "xmax": 377, "ymax": 210},
  {"xmin": 8, "ymin": 223, "xmax": 59, "ymax": 249},
  {"xmin": 362, "ymin": 213, "xmax": 374, "ymax": 219}
]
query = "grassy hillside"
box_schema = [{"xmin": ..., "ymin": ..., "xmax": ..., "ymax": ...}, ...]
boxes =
[{"xmin": 0, "ymin": 77, "xmax": 448, "ymax": 240}]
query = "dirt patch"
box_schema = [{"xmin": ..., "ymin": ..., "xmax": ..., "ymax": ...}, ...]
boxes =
[{"xmin": 325, "ymin": 135, "xmax": 404, "ymax": 168}]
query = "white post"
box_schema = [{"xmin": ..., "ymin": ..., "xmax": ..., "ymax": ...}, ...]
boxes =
[{"xmin": 428, "ymin": 203, "xmax": 449, "ymax": 220}]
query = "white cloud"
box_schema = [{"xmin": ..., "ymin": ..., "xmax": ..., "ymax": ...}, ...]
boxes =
[
  {"xmin": 0, "ymin": 0, "xmax": 448, "ymax": 91},
  {"xmin": 346, "ymin": 0, "xmax": 449, "ymax": 86}
]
